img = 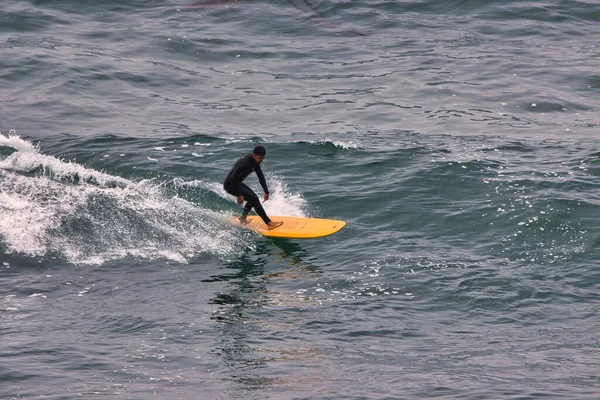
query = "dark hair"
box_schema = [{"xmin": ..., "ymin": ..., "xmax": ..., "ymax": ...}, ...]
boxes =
[{"xmin": 253, "ymin": 145, "xmax": 266, "ymax": 156}]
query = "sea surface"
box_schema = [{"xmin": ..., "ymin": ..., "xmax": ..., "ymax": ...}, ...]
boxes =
[{"xmin": 1, "ymin": 1, "xmax": 600, "ymax": 399}]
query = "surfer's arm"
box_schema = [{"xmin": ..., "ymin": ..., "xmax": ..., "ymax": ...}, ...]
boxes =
[{"xmin": 255, "ymin": 165, "xmax": 269, "ymax": 195}]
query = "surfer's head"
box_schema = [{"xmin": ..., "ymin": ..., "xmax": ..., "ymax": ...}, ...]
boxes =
[{"xmin": 252, "ymin": 145, "xmax": 266, "ymax": 163}]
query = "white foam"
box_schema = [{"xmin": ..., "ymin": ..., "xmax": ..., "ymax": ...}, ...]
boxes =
[
  {"xmin": 0, "ymin": 134, "xmax": 128, "ymax": 187},
  {"xmin": 0, "ymin": 131, "xmax": 38, "ymax": 152},
  {"xmin": 312, "ymin": 137, "xmax": 363, "ymax": 150},
  {"xmin": 0, "ymin": 132, "xmax": 245, "ymax": 265},
  {"xmin": 261, "ymin": 175, "xmax": 307, "ymax": 218}
]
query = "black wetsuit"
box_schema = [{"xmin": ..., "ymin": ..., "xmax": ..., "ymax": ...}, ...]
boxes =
[{"xmin": 223, "ymin": 154, "xmax": 271, "ymax": 224}]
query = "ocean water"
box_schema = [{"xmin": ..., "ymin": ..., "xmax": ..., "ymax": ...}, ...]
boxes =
[{"xmin": 1, "ymin": 0, "xmax": 600, "ymax": 399}]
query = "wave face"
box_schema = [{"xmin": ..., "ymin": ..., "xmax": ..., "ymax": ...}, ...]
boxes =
[{"xmin": 0, "ymin": 133, "xmax": 306, "ymax": 264}]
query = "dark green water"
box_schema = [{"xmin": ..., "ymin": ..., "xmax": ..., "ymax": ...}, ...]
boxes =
[{"xmin": 1, "ymin": 1, "xmax": 599, "ymax": 399}]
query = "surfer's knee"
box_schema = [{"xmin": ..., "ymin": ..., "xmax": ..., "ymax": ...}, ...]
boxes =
[{"xmin": 246, "ymin": 193, "xmax": 259, "ymax": 204}]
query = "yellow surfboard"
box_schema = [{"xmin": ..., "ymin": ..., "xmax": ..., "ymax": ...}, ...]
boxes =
[{"xmin": 231, "ymin": 215, "xmax": 346, "ymax": 239}]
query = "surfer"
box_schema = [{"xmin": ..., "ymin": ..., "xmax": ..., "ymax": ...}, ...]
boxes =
[{"xmin": 223, "ymin": 146, "xmax": 283, "ymax": 230}]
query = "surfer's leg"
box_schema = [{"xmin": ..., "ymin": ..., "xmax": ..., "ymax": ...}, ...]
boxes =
[
  {"xmin": 239, "ymin": 184, "xmax": 272, "ymax": 224},
  {"xmin": 241, "ymin": 201, "xmax": 252, "ymax": 221}
]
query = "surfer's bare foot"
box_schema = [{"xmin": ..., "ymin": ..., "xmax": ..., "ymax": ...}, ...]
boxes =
[
  {"xmin": 267, "ymin": 221, "xmax": 283, "ymax": 230},
  {"xmin": 239, "ymin": 217, "xmax": 249, "ymax": 225}
]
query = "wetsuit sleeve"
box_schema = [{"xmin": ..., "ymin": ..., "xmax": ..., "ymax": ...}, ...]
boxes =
[{"xmin": 255, "ymin": 164, "xmax": 269, "ymax": 194}]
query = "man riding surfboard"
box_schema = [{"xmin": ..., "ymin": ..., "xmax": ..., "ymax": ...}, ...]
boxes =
[{"xmin": 223, "ymin": 146, "xmax": 283, "ymax": 230}]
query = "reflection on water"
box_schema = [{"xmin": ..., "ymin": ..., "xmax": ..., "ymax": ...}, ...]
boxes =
[{"xmin": 206, "ymin": 239, "xmax": 331, "ymax": 392}]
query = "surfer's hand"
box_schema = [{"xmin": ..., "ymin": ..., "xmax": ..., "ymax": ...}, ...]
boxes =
[
  {"xmin": 263, "ymin": 193, "xmax": 269, "ymax": 202},
  {"xmin": 237, "ymin": 195, "xmax": 244, "ymax": 205}
]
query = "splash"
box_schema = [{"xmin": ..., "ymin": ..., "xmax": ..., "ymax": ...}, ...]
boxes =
[
  {"xmin": 0, "ymin": 133, "xmax": 243, "ymax": 265},
  {"xmin": 174, "ymin": 172, "xmax": 308, "ymax": 218},
  {"xmin": 310, "ymin": 137, "xmax": 363, "ymax": 150},
  {"xmin": 262, "ymin": 174, "xmax": 308, "ymax": 217}
]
